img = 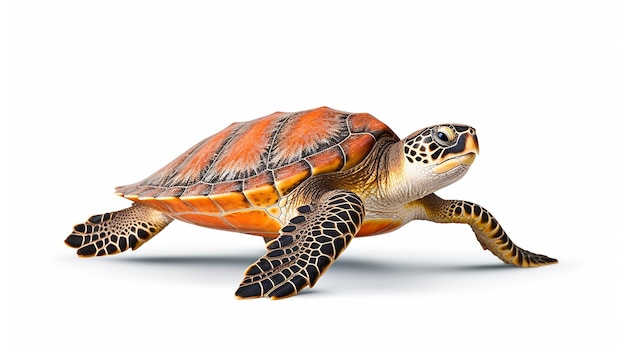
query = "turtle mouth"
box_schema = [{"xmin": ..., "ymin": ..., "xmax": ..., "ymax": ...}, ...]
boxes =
[{"xmin": 432, "ymin": 153, "xmax": 477, "ymax": 174}]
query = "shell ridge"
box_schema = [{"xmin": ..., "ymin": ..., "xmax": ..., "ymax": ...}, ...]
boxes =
[
  {"xmin": 204, "ymin": 114, "xmax": 287, "ymax": 183},
  {"xmin": 201, "ymin": 122, "xmax": 250, "ymax": 183},
  {"xmin": 268, "ymin": 110, "xmax": 350, "ymax": 169},
  {"xmin": 345, "ymin": 112, "xmax": 355, "ymax": 135},
  {"xmin": 337, "ymin": 141, "xmax": 348, "ymax": 170},
  {"xmin": 163, "ymin": 139, "xmax": 210, "ymax": 187},
  {"xmin": 181, "ymin": 195, "xmax": 222, "ymax": 213},
  {"xmin": 266, "ymin": 112, "xmax": 294, "ymax": 170},
  {"xmin": 268, "ymin": 112, "xmax": 302, "ymax": 169}
]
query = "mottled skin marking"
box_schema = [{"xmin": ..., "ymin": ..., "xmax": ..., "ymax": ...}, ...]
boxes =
[{"xmin": 65, "ymin": 107, "xmax": 557, "ymax": 299}]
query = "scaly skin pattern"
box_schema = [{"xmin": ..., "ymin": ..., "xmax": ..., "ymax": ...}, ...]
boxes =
[{"xmin": 412, "ymin": 194, "xmax": 557, "ymax": 267}]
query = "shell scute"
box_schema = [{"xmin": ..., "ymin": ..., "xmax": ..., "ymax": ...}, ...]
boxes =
[
  {"xmin": 211, "ymin": 181, "xmax": 243, "ymax": 195},
  {"xmin": 306, "ymin": 146, "xmax": 345, "ymax": 176},
  {"xmin": 133, "ymin": 187, "xmax": 162, "ymax": 199},
  {"xmin": 156, "ymin": 197, "xmax": 197, "ymax": 214},
  {"xmin": 176, "ymin": 213, "xmax": 233, "ymax": 231},
  {"xmin": 348, "ymin": 112, "xmax": 395, "ymax": 138},
  {"xmin": 155, "ymin": 122, "xmax": 240, "ymax": 187},
  {"xmin": 211, "ymin": 192, "xmax": 251, "ymax": 212},
  {"xmin": 244, "ymin": 185, "xmax": 281, "ymax": 207},
  {"xmin": 222, "ymin": 210, "xmax": 283, "ymax": 234},
  {"xmin": 160, "ymin": 187, "xmax": 185, "ymax": 198},
  {"xmin": 182, "ymin": 196, "xmax": 221, "ymax": 213},
  {"xmin": 205, "ymin": 113, "xmax": 282, "ymax": 182},
  {"xmin": 243, "ymin": 171, "xmax": 274, "ymax": 191},
  {"xmin": 268, "ymin": 107, "xmax": 349, "ymax": 167},
  {"xmin": 134, "ymin": 197, "xmax": 172, "ymax": 214},
  {"xmin": 181, "ymin": 182, "xmax": 212, "ymax": 197},
  {"xmin": 273, "ymin": 160, "xmax": 312, "ymax": 196},
  {"xmin": 339, "ymin": 133, "xmax": 378, "ymax": 169}
]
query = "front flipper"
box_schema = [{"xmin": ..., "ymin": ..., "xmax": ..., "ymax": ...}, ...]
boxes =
[
  {"xmin": 65, "ymin": 203, "xmax": 173, "ymax": 257},
  {"xmin": 416, "ymin": 193, "xmax": 557, "ymax": 267},
  {"xmin": 236, "ymin": 190, "xmax": 364, "ymax": 299}
]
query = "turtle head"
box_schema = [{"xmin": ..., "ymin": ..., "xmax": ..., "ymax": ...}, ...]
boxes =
[{"xmin": 399, "ymin": 124, "xmax": 479, "ymax": 198}]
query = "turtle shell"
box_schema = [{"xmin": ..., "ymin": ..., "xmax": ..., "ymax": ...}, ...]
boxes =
[{"xmin": 116, "ymin": 107, "xmax": 397, "ymax": 236}]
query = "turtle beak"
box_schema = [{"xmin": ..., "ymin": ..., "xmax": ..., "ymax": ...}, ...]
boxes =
[
  {"xmin": 432, "ymin": 131, "xmax": 479, "ymax": 174},
  {"xmin": 465, "ymin": 131, "xmax": 479, "ymax": 156},
  {"xmin": 458, "ymin": 133, "xmax": 479, "ymax": 167}
]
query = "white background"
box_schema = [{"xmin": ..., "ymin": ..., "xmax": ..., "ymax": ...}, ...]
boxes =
[{"xmin": 5, "ymin": 1, "xmax": 623, "ymax": 356}]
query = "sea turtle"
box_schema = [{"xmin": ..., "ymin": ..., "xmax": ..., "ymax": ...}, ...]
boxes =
[{"xmin": 65, "ymin": 107, "xmax": 557, "ymax": 299}]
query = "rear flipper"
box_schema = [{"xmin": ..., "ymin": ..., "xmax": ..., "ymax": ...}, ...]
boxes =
[
  {"xmin": 416, "ymin": 193, "xmax": 557, "ymax": 267},
  {"xmin": 65, "ymin": 203, "xmax": 173, "ymax": 257}
]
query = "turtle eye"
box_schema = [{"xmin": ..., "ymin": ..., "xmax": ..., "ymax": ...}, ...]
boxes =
[{"xmin": 434, "ymin": 126, "xmax": 456, "ymax": 146}]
